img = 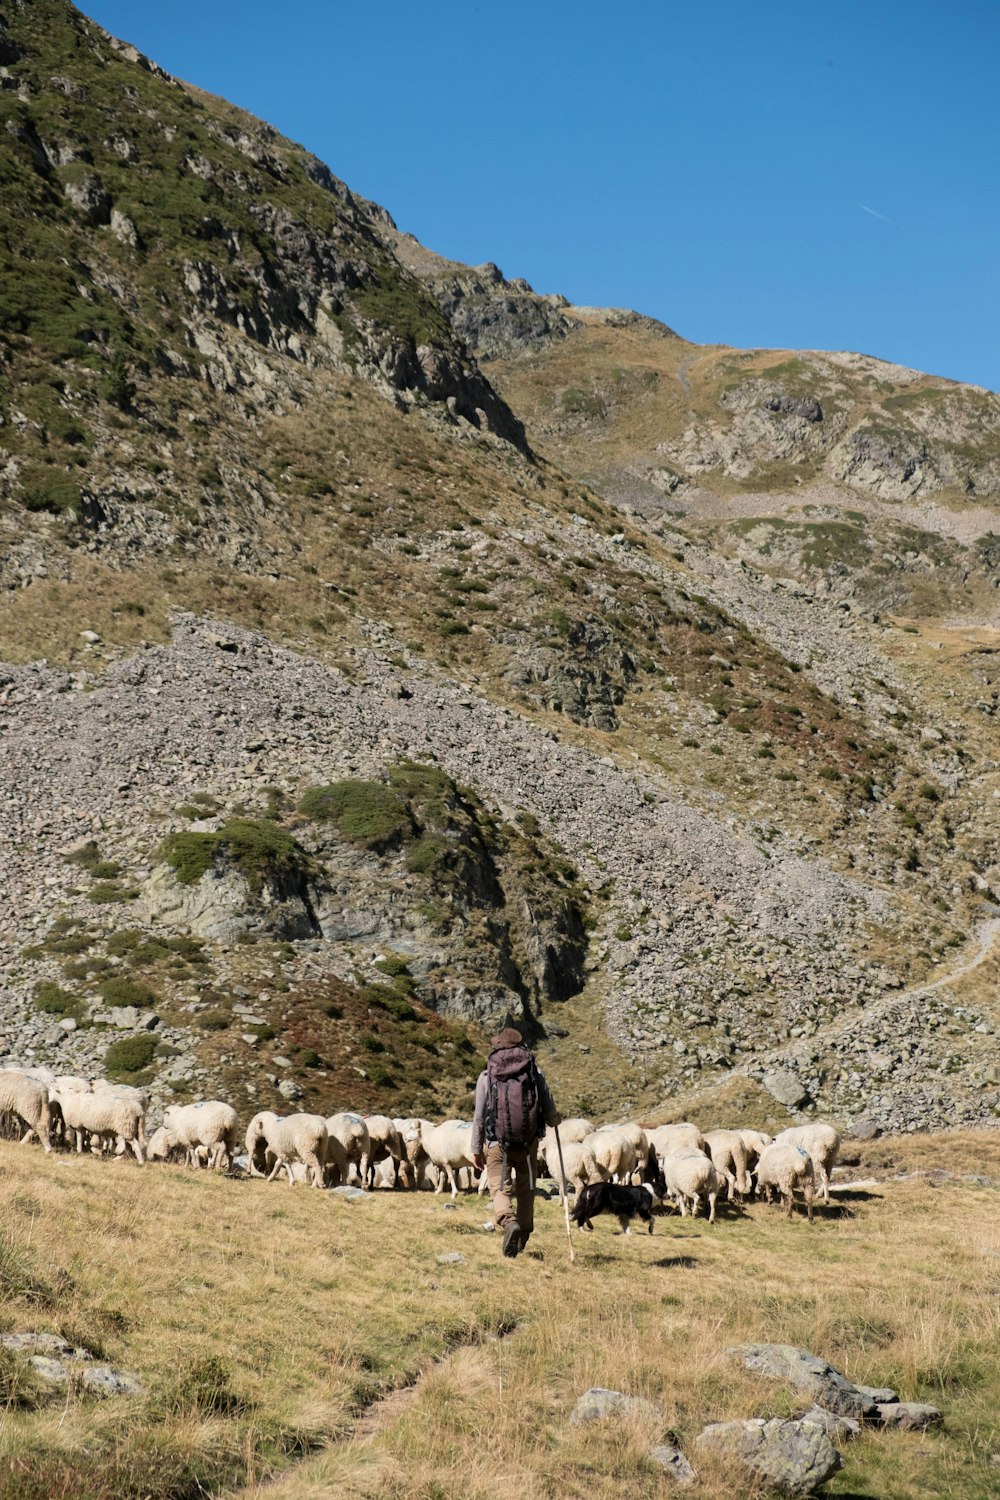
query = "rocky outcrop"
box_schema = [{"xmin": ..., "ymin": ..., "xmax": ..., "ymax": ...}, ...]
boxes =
[{"xmin": 506, "ymin": 616, "xmax": 637, "ymax": 731}]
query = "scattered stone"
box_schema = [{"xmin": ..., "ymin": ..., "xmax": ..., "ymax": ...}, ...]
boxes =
[
  {"xmin": 801, "ymin": 1405, "xmax": 861, "ymax": 1442},
  {"xmin": 80, "ymin": 630, "xmax": 102, "ymax": 645},
  {"xmin": 27, "ymin": 1355, "xmax": 70, "ymax": 1385},
  {"xmin": 762, "ymin": 1067, "xmax": 810, "ymax": 1108},
  {"xmin": 277, "ymin": 1078, "xmax": 303, "ymax": 1101},
  {"xmin": 80, "ymin": 1365, "xmax": 143, "ymax": 1397},
  {"xmin": 856, "ymin": 1383, "xmax": 898, "ymax": 1404},
  {"xmin": 436, "ymin": 1251, "xmax": 465, "ymax": 1265},
  {"xmin": 728, "ymin": 1344, "xmax": 878, "ymax": 1422},
  {"xmin": 648, "ymin": 1443, "xmax": 696, "ymax": 1484},
  {"xmin": 876, "ymin": 1401, "xmax": 943, "ymax": 1431},
  {"xmin": 330, "ymin": 1185, "xmax": 370, "ymax": 1201},
  {"xmin": 570, "ymin": 1387, "xmax": 662, "ymax": 1425},
  {"xmin": 0, "ymin": 1332, "xmax": 89, "ymax": 1358},
  {"xmin": 694, "ymin": 1417, "xmax": 843, "ymax": 1498}
]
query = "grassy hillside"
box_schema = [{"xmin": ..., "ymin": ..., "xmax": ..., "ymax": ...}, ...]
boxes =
[{"xmin": 1, "ymin": 1135, "xmax": 999, "ymax": 1499}]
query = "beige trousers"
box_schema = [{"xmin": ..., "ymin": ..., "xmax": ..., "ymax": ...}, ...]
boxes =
[{"xmin": 485, "ymin": 1141, "xmax": 537, "ymax": 1236}]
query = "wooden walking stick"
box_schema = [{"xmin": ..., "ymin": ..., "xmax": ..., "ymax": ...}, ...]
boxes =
[{"xmin": 553, "ymin": 1123, "xmax": 575, "ymax": 1264}]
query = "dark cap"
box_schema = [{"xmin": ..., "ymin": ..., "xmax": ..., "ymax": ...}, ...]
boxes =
[{"xmin": 490, "ymin": 1027, "xmax": 523, "ymax": 1051}]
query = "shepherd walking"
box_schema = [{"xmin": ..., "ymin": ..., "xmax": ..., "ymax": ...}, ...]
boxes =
[{"xmin": 471, "ymin": 1027, "xmax": 560, "ymax": 1259}]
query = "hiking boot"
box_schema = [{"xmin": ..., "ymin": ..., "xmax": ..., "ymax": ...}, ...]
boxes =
[{"xmin": 502, "ymin": 1223, "xmax": 522, "ymax": 1259}]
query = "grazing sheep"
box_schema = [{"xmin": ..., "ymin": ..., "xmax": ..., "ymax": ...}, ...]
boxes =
[
  {"xmin": 646, "ymin": 1122, "xmax": 706, "ymax": 1166},
  {"xmin": 245, "ymin": 1111, "xmax": 327, "ymax": 1188},
  {"xmin": 596, "ymin": 1121, "xmax": 650, "ymax": 1176},
  {"xmin": 739, "ymin": 1129, "xmax": 772, "ymax": 1169},
  {"xmin": 538, "ymin": 1137, "xmax": 591, "ymax": 1201},
  {"xmin": 55, "ymin": 1087, "xmax": 146, "ymax": 1164},
  {"xmin": 422, "ymin": 1120, "xmax": 476, "ymax": 1200},
  {"xmin": 582, "ymin": 1129, "xmax": 638, "ymax": 1185},
  {"xmin": 662, "ymin": 1151, "xmax": 719, "ymax": 1222},
  {"xmin": 146, "ymin": 1126, "xmax": 185, "ymax": 1164},
  {"xmin": 704, "ymin": 1129, "xmax": 752, "ymax": 1199},
  {"xmin": 323, "ymin": 1127, "xmax": 348, "ymax": 1187},
  {"xmin": 774, "ymin": 1123, "xmax": 840, "ymax": 1205},
  {"xmin": 364, "ymin": 1114, "xmax": 404, "ymax": 1190},
  {"xmin": 546, "ymin": 1117, "xmax": 594, "ymax": 1149},
  {"xmin": 756, "ymin": 1141, "xmax": 815, "ymax": 1221},
  {"xmin": 162, "ymin": 1101, "xmax": 239, "ymax": 1171},
  {"xmin": 326, "ymin": 1112, "xmax": 371, "ymax": 1186},
  {"xmin": 394, "ymin": 1117, "xmax": 435, "ymax": 1189},
  {"xmin": 0, "ymin": 1070, "xmax": 52, "ymax": 1151}
]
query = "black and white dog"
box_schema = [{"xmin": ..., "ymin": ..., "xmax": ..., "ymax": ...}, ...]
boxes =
[{"xmin": 570, "ymin": 1174, "xmax": 668, "ymax": 1235}]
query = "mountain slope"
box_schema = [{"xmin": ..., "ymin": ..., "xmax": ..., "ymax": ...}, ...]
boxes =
[{"xmin": 0, "ymin": 1, "xmax": 998, "ymax": 1134}]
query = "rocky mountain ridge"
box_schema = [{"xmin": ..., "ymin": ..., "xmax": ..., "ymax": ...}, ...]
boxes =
[{"xmin": 1, "ymin": 0, "xmax": 999, "ymax": 1133}]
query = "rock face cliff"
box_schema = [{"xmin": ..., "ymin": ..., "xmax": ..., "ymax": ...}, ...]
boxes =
[{"xmin": 1, "ymin": 1, "xmax": 999, "ymax": 1132}]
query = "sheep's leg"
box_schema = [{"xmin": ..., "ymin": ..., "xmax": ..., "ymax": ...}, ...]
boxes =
[
  {"xmin": 305, "ymin": 1151, "xmax": 324, "ymax": 1188},
  {"xmin": 432, "ymin": 1165, "xmax": 444, "ymax": 1194},
  {"xmin": 266, "ymin": 1156, "xmax": 286, "ymax": 1184},
  {"xmin": 819, "ymin": 1166, "xmax": 830, "ymax": 1205},
  {"xmin": 707, "ymin": 1190, "xmax": 717, "ymax": 1224},
  {"xmin": 784, "ymin": 1190, "xmax": 794, "ymax": 1218},
  {"xmin": 804, "ymin": 1180, "xmax": 815, "ymax": 1223},
  {"xmin": 446, "ymin": 1164, "xmax": 460, "ymax": 1201},
  {"xmin": 130, "ymin": 1136, "xmax": 145, "ymax": 1166}
]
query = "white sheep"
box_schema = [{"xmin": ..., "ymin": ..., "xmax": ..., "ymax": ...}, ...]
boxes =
[
  {"xmin": 756, "ymin": 1141, "xmax": 815, "ymax": 1220},
  {"xmin": 422, "ymin": 1120, "xmax": 476, "ymax": 1199},
  {"xmin": 704, "ymin": 1129, "xmax": 751, "ymax": 1199},
  {"xmin": 245, "ymin": 1111, "xmax": 327, "ymax": 1188},
  {"xmin": 326, "ymin": 1112, "xmax": 371, "ymax": 1186},
  {"xmin": 546, "ymin": 1117, "xmax": 594, "ymax": 1148},
  {"xmin": 0, "ymin": 1070, "xmax": 52, "ymax": 1151},
  {"xmin": 162, "ymin": 1101, "xmax": 239, "ymax": 1171},
  {"xmin": 774, "ymin": 1123, "xmax": 840, "ymax": 1205},
  {"xmin": 323, "ymin": 1128, "xmax": 348, "ymax": 1187},
  {"xmin": 596, "ymin": 1121, "xmax": 650, "ymax": 1177},
  {"xmin": 662, "ymin": 1151, "xmax": 719, "ymax": 1222},
  {"xmin": 582, "ymin": 1129, "xmax": 638, "ymax": 1184},
  {"xmin": 55, "ymin": 1087, "xmax": 146, "ymax": 1164},
  {"xmin": 146, "ymin": 1125, "xmax": 185, "ymax": 1164},
  {"xmin": 647, "ymin": 1121, "xmax": 706, "ymax": 1166},
  {"xmin": 739, "ymin": 1129, "xmax": 772, "ymax": 1171},
  {"xmin": 364, "ymin": 1114, "xmax": 404, "ymax": 1190},
  {"xmin": 538, "ymin": 1136, "xmax": 591, "ymax": 1201},
  {"xmin": 394, "ymin": 1116, "xmax": 435, "ymax": 1189}
]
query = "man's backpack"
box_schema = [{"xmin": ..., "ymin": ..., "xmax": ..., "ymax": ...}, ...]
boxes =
[{"xmin": 487, "ymin": 1043, "xmax": 542, "ymax": 1149}]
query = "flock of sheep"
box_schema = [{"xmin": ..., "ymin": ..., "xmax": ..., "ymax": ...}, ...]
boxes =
[{"xmin": 0, "ymin": 1064, "xmax": 839, "ymax": 1223}]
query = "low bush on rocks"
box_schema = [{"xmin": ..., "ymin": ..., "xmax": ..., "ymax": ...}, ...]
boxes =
[
  {"xmin": 297, "ymin": 780, "xmax": 411, "ymax": 848},
  {"xmin": 98, "ymin": 977, "xmax": 158, "ymax": 1010},
  {"xmin": 33, "ymin": 981, "xmax": 85, "ymax": 1023},
  {"xmin": 161, "ymin": 818, "xmax": 315, "ymax": 892},
  {"xmin": 104, "ymin": 1035, "xmax": 156, "ymax": 1079}
]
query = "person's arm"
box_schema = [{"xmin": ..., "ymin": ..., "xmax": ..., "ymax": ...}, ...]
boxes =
[
  {"xmin": 538, "ymin": 1070, "xmax": 560, "ymax": 1128},
  {"xmin": 470, "ymin": 1072, "xmax": 488, "ymax": 1164}
]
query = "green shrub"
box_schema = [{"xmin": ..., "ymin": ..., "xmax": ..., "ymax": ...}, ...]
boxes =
[
  {"xmin": 161, "ymin": 818, "xmax": 313, "ymax": 891},
  {"xmin": 104, "ymin": 1034, "xmax": 156, "ymax": 1078},
  {"xmin": 247, "ymin": 1023, "xmax": 276, "ymax": 1041},
  {"xmin": 20, "ymin": 463, "xmax": 81, "ymax": 516},
  {"xmin": 297, "ymin": 781, "xmax": 410, "ymax": 848},
  {"xmin": 297, "ymin": 1048, "xmax": 322, "ymax": 1069},
  {"xmin": 373, "ymin": 955, "xmax": 411, "ymax": 979},
  {"xmin": 919, "ymin": 783, "xmax": 941, "ymax": 802},
  {"xmin": 404, "ymin": 836, "xmax": 450, "ymax": 876},
  {"xmin": 196, "ymin": 1012, "xmax": 229, "ymax": 1031},
  {"xmin": 0, "ymin": 1345, "xmax": 40, "ymax": 1410},
  {"xmin": 440, "ymin": 620, "xmax": 469, "ymax": 636},
  {"xmin": 34, "ymin": 982, "xmax": 84, "ymax": 1022},
  {"xmin": 817, "ymin": 766, "xmax": 840, "ymax": 781},
  {"xmin": 359, "ymin": 1032, "xmax": 385, "ymax": 1053},
  {"xmin": 89, "ymin": 881, "xmax": 136, "ymax": 903},
  {"xmin": 99, "ymin": 977, "xmax": 158, "ymax": 1010}
]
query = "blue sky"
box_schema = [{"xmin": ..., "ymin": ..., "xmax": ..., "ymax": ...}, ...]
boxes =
[{"xmin": 80, "ymin": 1, "xmax": 1000, "ymax": 391}]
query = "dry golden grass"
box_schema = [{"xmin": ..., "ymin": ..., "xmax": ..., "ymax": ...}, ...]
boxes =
[{"xmin": 2, "ymin": 1131, "xmax": 999, "ymax": 1499}]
